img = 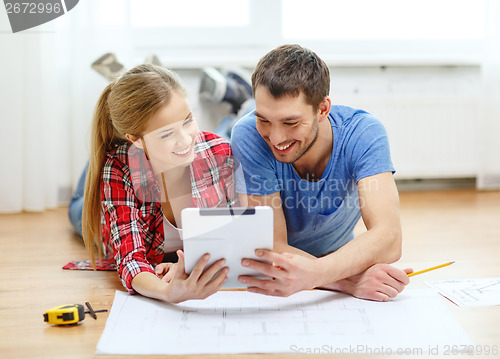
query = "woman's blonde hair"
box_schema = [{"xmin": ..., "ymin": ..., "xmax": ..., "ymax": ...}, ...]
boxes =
[{"xmin": 82, "ymin": 64, "xmax": 185, "ymax": 263}]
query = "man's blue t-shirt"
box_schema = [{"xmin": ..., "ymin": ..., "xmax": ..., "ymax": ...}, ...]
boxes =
[{"xmin": 231, "ymin": 105, "xmax": 395, "ymax": 258}]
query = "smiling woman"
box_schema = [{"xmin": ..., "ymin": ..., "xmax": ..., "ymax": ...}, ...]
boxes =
[
  {"xmin": 81, "ymin": 64, "xmax": 238, "ymax": 304},
  {"xmin": 126, "ymin": 93, "xmax": 199, "ymax": 174}
]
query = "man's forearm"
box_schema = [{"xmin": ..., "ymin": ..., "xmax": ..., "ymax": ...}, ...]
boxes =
[
  {"xmin": 275, "ymin": 224, "xmax": 401, "ymax": 288},
  {"xmin": 274, "ymin": 229, "xmax": 401, "ymax": 291},
  {"xmin": 316, "ymin": 226, "xmax": 402, "ymax": 287}
]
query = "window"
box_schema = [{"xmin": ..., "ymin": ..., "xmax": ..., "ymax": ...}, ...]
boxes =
[
  {"xmin": 282, "ymin": 0, "xmax": 486, "ymax": 40},
  {"xmin": 125, "ymin": 0, "xmax": 488, "ymax": 67},
  {"xmin": 130, "ymin": 0, "xmax": 249, "ymax": 28},
  {"xmin": 281, "ymin": 0, "xmax": 487, "ymax": 65},
  {"xmin": 129, "ymin": 0, "xmax": 278, "ymax": 51}
]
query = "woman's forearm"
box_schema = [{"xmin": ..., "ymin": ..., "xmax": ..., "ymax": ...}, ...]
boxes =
[{"xmin": 131, "ymin": 271, "xmax": 170, "ymax": 302}]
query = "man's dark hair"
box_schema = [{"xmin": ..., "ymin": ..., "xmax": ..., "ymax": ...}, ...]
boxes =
[{"xmin": 252, "ymin": 44, "xmax": 330, "ymax": 110}]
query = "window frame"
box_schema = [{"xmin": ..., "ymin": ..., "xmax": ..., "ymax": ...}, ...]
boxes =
[
  {"xmin": 126, "ymin": 0, "xmax": 487, "ymax": 68},
  {"xmin": 129, "ymin": 0, "xmax": 281, "ymax": 61}
]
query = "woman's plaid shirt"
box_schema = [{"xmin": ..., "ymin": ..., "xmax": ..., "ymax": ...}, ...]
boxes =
[{"xmin": 101, "ymin": 131, "xmax": 237, "ymax": 293}]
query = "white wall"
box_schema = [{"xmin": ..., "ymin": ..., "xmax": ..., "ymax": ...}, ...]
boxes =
[
  {"xmin": 331, "ymin": 66, "xmax": 481, "ymax": 179},
  {"xmin": 0, "ymin": 49, "xmax": 487, "ymax": 208},
  {"xmin": 0, "ymin": 19, "xmax": 24, "ymax": 209},
  {"xmin": 1, "ymin": 0, "xmax": 499, "ymax": 212}
]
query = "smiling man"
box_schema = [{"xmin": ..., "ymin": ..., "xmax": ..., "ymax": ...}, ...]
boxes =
[{"xmin": 231, "ymin": 44, "xmax": 412, "ymax": 301}]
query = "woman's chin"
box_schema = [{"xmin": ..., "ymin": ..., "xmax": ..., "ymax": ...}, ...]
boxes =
[{"xmin": 156, "ymin": 157, "xmax": 194, "ymax": 174}]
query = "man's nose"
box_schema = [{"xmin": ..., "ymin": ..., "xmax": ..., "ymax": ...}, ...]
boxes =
[{"xmin": 268, "ymin": 126, "xmax": 286, "ymax": 146}]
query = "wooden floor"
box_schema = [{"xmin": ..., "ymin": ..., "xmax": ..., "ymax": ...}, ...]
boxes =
[{"xmin": 0, "ymin": 189, "xmax": 499, "ymax": 358}]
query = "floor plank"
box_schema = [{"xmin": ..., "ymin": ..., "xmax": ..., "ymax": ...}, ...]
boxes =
[{"xmin": 1, "ymin": 189, "xmax": 499, "ymax": 358}]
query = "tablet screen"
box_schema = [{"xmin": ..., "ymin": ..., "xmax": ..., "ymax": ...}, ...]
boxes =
[{"xmin": 181, "ymin": 206, "xmax": 273, "ymax": 288}]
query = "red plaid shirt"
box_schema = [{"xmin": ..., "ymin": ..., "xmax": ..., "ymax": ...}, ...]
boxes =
[{"xmin": 101, "ymin": 131, "xmax": 237, "ymax": 293}]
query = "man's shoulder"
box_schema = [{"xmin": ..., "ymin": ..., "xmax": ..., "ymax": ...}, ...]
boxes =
[
  {"xmin": 330, "ymin": 105, "xmax": 369, "ymax": 122},
  {"xmin": 232, "ymin": 111, "xmax": 258, "ymax": 136},
  {"xmin": 330, "ymin": 105, "xmax": 382, "ymax": 130}
]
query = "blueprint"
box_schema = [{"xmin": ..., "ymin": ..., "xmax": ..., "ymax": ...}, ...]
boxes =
[
  {"xmin": 427, "ymin": 278, "xmax": 500, "ymax": 307},
  {"xmin": 97, "ymin": 289, "xmax": 472, "ymax": 355}
]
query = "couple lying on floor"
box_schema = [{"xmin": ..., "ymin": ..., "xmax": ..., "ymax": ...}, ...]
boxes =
[{"xmin": 72, "ymin": 44, "xmax": 412, "ymax": 304}]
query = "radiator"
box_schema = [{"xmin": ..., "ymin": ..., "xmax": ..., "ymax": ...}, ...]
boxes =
[{"xmin": 347, "ymin": 95, "xmax": 480, "ymax": 179}]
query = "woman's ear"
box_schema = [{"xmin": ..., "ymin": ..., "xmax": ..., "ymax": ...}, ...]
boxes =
[{"xmin": 125, "ymin": 134, "xmax": 144, "ymax": 149}]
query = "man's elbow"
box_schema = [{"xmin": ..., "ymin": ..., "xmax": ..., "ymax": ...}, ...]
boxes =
[{"xmin": 382, "ymin": 226, "xmax": 402, "ymax": 263}]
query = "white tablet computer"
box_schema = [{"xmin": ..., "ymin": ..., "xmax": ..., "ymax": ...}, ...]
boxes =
[{"xmin": 181, "ymin": 206, "xmax": 273, "ymax": 289}]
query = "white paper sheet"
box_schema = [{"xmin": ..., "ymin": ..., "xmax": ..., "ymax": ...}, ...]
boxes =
[
  {"xmin": 96, "ymin": 289, "xmax": 472, "ymax": 355},
  {"xmin": 426, "ymin": 278, "xmax": 500, "ymax": 307}
]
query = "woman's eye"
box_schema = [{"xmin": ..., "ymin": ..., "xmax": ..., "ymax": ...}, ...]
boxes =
[
  {"xmin": 161, "ymin": 132, "xmax": 172, "ymax": 139},
  {"xmin": 184, "ymin": 118, "xmax": 194, "ymax": 126}
]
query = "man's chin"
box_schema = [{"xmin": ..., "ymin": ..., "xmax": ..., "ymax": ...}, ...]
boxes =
[
  {"xmin": 272, "ymin": 152, "xmax": 298, "ymax": 164},
  {"xmin": 270, "ymin": 146, "xmax": 303, "ymax": 164}
]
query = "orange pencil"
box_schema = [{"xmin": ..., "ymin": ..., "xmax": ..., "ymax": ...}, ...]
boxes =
[{"xmin": 407, "ymin": 261, "xmax": 455, "ymax": 277}]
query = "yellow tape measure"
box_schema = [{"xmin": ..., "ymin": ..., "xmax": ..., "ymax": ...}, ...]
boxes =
[
  {"xmin": 43, "ymin": 304, "xmax": 85, "ymax": 325},
  {"xmin": 43, "ymin": 302, "xmax": 107, "ymax": 325}
]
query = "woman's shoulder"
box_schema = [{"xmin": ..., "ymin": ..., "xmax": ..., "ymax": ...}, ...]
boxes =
[
  {"xmin": 106, "ymin": 141, "xmax": 133, "ymax": 159},
  {"xmin": 102, "ymin": 141, "xmax": 133, "ymax": 178},
  {"xmin": 194, "ymin": 131, "xmax": 232, "ymax": 156}
]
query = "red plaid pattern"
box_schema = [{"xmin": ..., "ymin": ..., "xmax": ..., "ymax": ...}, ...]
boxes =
[
  {"xmin": 63, "ymin": 258, "xmax": 116, "ymax": 271},
  {"xmin": 101, "ymin": 131, "xmax": 237, "ymax": 293}
]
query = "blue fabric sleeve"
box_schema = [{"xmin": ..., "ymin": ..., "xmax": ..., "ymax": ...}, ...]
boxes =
[
  {"xmin": 231, "ymin": 114, "xmax": 281, "ymax": 195},
  {"xmin": 345, "ymin": 114, "xmax": 395, "ymax": 182}
]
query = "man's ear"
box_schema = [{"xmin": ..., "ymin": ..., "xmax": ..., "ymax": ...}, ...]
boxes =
[
  {"xmin": 317, "ymin": 96, "xmax": 332, "ymax": 122},
  {"xmin": 125, "ymin": 134, "xmax": 144, "ymax": 149}
]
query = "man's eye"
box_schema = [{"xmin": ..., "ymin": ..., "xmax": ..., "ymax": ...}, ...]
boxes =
[
  {"xmin": 284, "ymin": 122, "xmax": 297, "ymax": 126},
  {"xmin": 258, "ymin": 118, "xmax": 269, "ymax": 123}
]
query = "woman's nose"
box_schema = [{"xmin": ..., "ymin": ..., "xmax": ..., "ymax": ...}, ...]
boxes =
[{"xmin": 175, "ymin": 129, "xmax": 192, "ymax": 147}]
